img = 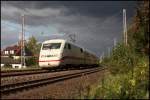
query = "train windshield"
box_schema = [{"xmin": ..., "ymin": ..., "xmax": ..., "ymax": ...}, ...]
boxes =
[{"xmin": 42, "ymin": 43, "xmax": 61, "ymax": 50}]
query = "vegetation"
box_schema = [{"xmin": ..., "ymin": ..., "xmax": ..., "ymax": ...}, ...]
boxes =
[
  {"xmin": 26, "ymin": 35, "xmax": 41, "ymax": 55},
  {"xmin": 4, "ymin": 63, "xmax": 12, "ymax": 68},
  {"xmin": 26, "ymin": 36, "xmax": 41, "ymax": 66},
  {"xmin": 128, "ymin": 0, "xmax": 149, "ymax": 54},
  {"xmin": 79, "ymin": 1, "xmax": 149, "ymax": 99},
  {"xmin": 8, "ymin": 54, "xmax": 13, "ymax": 59},
  {"xmin": 26, "ymin": 56, "xmax": 38, "ymax": 66},
  {"xmin": 81, "ymin": 45, "xmax": 149, "ymax": 99}
]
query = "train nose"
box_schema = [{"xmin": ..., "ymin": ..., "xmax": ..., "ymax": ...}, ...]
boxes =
[{"xmin": 39, "ymin": 59, "xmax": 62, "ymax": 67}]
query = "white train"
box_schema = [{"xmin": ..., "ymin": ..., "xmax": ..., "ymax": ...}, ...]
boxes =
[{"xmin": 39, "ymin": 39, "xmax": 99, "ymax": 68}]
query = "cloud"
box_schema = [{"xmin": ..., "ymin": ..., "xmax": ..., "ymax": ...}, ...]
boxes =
[
  {"xmin": 24, "ymin": 8, "xmax": 64, "ymax": 17},
  {"xmin": 1, "ymin": 1, "xmax": 137, "ymax": 26},
  {"xmin": 1, "ymin": 1, "xmax": 137, "ymax": 56},
  {"xmin": 1, "ymin": 31, "xmax": 20, "ymax": 50}
]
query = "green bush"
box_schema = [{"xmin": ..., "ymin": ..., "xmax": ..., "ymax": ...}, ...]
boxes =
[
  {"xmin": 102, "ymin": 43, "xmax": 140, "ymax": 74},
  {"xmin": 26, "ymin": 57, "xmax": 38, "ymax": 66},
  {"xmin": 79, "ymin": 54, "xmax": 149, "ymax": 99},
  {"xmin": 4, "ymin": 63, "xmax": 12, "ymax": 68}
]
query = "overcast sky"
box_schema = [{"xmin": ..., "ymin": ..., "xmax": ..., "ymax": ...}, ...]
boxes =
[{"xmin": 1, "ymin": 1, "xmax": 138, "ymax": 57}]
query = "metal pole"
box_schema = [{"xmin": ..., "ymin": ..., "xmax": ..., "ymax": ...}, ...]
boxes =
[
  {"xmin": 123, "ymin": 9, "xmax": 125, "ymax": 45},
  {"xmin": 21, "ymin": 16, "xmax": 23, "ymax": 68},
  {"xmin": 22, "ymin": 14, "xmax": 26, "ymax": 68},
  {"xmin": 123, "ymin": 9, "xmax": 127, "ymax": 46},
  {"xmin": 23, "ymin": 15, "xmax": 26, "ymax": 68},
  {"xmin": 125, "ymin": 9, "xmax": 127, "ymax": 45},
  {"xmin": 108, "ymin": 47, "xmax": 111, "ymax": 57},
  {"xmin": 113, "ymin": 38, "xmax": 117, "ymax": 47},
  {"xmin": 102, "ymin": 52, "xmax": 104, "ymax": 60}
]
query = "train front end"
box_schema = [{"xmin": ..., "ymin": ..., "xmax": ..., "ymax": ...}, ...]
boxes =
[{"xmin": 39, "ymin": 40, "xmax": 64, "ymax": 68}]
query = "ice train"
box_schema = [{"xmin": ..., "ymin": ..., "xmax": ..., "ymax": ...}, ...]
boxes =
[{"xmin": 39, "ymin": 39, "xmax": 99, "ymax": 68}]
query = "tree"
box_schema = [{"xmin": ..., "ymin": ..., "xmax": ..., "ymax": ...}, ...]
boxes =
[
  {"xmin": 26, "ymin": 35, "xmax": 41, "ymax": 55},
  {"xmin": 26, "ymin": 36, "xmax": 41, "ymax": 66},
  {"xmin": 128, "ymin": 0, "xmax": 149, "ymax": 54}
]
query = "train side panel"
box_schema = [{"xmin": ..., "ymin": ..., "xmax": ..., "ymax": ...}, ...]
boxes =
[{"xmin": 62, "ymin": 43, "xmax": 84, "ymax": 66}]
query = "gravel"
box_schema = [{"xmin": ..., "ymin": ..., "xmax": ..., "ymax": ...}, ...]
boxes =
[
  {"xmin": 1, "ymin": 68, "xmax": 91, "ymax": 86},
  {"xmin": 1, "ymin": 67, "xmax": 109, "ymax": 99}
]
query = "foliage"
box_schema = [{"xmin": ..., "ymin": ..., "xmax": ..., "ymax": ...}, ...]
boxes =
[
  {"xmin": 102, "ymin": 43, "xmax": 139, "ymax": 74},
  {"xmin": 8, "ymin": 54, "xmax": 13, "ymax": 59},
  {"xmin": 4, "ymin": 63, "xmax": 12, "ymax": 68},
  {"xmin": 25, "ymin": 56, "xmax": 38, "ymax": 66},
  {"xmin": 26, "ymin": 36, "xmax": 41, "ymax": 66},
  {"xmin": 26, "ymin": 35, "xmax": 41, "ymax": 55},
  {"xmin": 79, "ymin": 56, "xmax": 149, "ymax": 99},
  {"xmin": 128, "ymin": 0, "xmax": 149, "ymax": 54}
]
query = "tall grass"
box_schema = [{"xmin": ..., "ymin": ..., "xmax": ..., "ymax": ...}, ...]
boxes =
[{"xmin": 78, "ymin": 43, "xmax": 149, "ymax": 99}]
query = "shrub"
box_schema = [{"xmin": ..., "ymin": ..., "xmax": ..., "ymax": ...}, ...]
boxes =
[
  {"xmin": 26, "ymin": 57, "xmax": 38, "ymax": 66},
  {"xmin": 103, "ymin": 43, "xmax": 139, "ymax": 74},
  {"xmin": 79, "ymin": 54, "xmax": 149, "ymax": 99},
  {"xmin": 4, "ymin": 63, "xmax": 12, "ymax": 68}
]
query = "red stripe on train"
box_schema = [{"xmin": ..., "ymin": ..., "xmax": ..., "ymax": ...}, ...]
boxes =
[{"xmin": 36, "ymin": 60, "xmax": 63, "ymax": 62}]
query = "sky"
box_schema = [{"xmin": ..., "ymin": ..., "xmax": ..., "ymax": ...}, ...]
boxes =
[{"xmin": 1, "ymin": 1, "xmax": 138, "ymax": 57}]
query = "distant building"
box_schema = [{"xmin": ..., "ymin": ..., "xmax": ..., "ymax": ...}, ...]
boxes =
[
  {"xmin": 1, "ymin": 42, "xmax": 32, "ymax": 60},
  {"xmin": 1, "ymin": 42, "xmax": 33, "ymax": 68},
  {"xmin": 1, "ymin": 57, "xmax": 21, "ymax": 68},
  {"xmin": 1, "ymin": 45, "xmax": 21, "ymax": 59}
]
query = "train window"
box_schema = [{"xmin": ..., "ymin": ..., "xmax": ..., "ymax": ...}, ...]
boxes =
[
  {"xmin": 80, "ymin": 48, "xmax": 83, "ymax": 53},
  {"xmin": 68, "ymin": 44, "xmax": 71, "ymax": 50},
  {"xmin": 42, "ymin": 43, "xmax": 61, "ymax": 50},
  {"xmin": 64, "ymin": 44, "xmax": 67, "ymax": 49}
]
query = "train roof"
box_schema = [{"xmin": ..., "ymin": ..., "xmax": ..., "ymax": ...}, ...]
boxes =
[
  {"xmin": 66, "ymin": 40, "xmax": 98, "ymax": 57},
  {"xmin": 42, "ymin": 39, "xmax": 66, "ymax": 43},
  {"xmin": 42, "ymin": 39, "xmax": 97, "ymax": 57}
]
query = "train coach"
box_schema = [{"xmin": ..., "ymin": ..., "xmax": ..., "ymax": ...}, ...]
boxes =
[{"xmin": 39, "ymin": 39, "xmax": 99, "ymax": 69}]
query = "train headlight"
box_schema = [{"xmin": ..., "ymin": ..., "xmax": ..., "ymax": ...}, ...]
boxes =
[
  {"xmin": 47, "ymin": 54, "xmax": 57, "ymax": 57},
  {"xmin": 41, "ymin": 54, "xmax": 58, "ymax": 58},
  {"xmin": 41, "ymin": 55, "xmax": 47, "ymax": 58}
]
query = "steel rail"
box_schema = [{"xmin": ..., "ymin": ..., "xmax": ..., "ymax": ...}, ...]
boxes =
[
  {"xmin": 1, "ymin": 66, "xmax": 99, "ymax": 77},
  {"xmin": 1, "ymin": 67, "xmax": 106, "ymax": 95},
  {"xmin": 1, "ymin": 70, "xmax": 49, "ymax": 77},
  {"xmin": 1, "ymin": 68, "xmax": 42, "ymax": 73}
]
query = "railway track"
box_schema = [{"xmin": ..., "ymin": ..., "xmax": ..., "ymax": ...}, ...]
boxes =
[
  {"xmin": 1, "ymin": 68, "xmax": 42, "ymax": 73},
  {"xmin": 1, "ymin": 67, "xmax": 106, "ymax": 95},
  {"xmin": 1, "ymin": 66, "xmax": 98, "ymax": 77},
  {"xmin": 1, "ymin": 69, "xmax": 49, "ymax": 77}
]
